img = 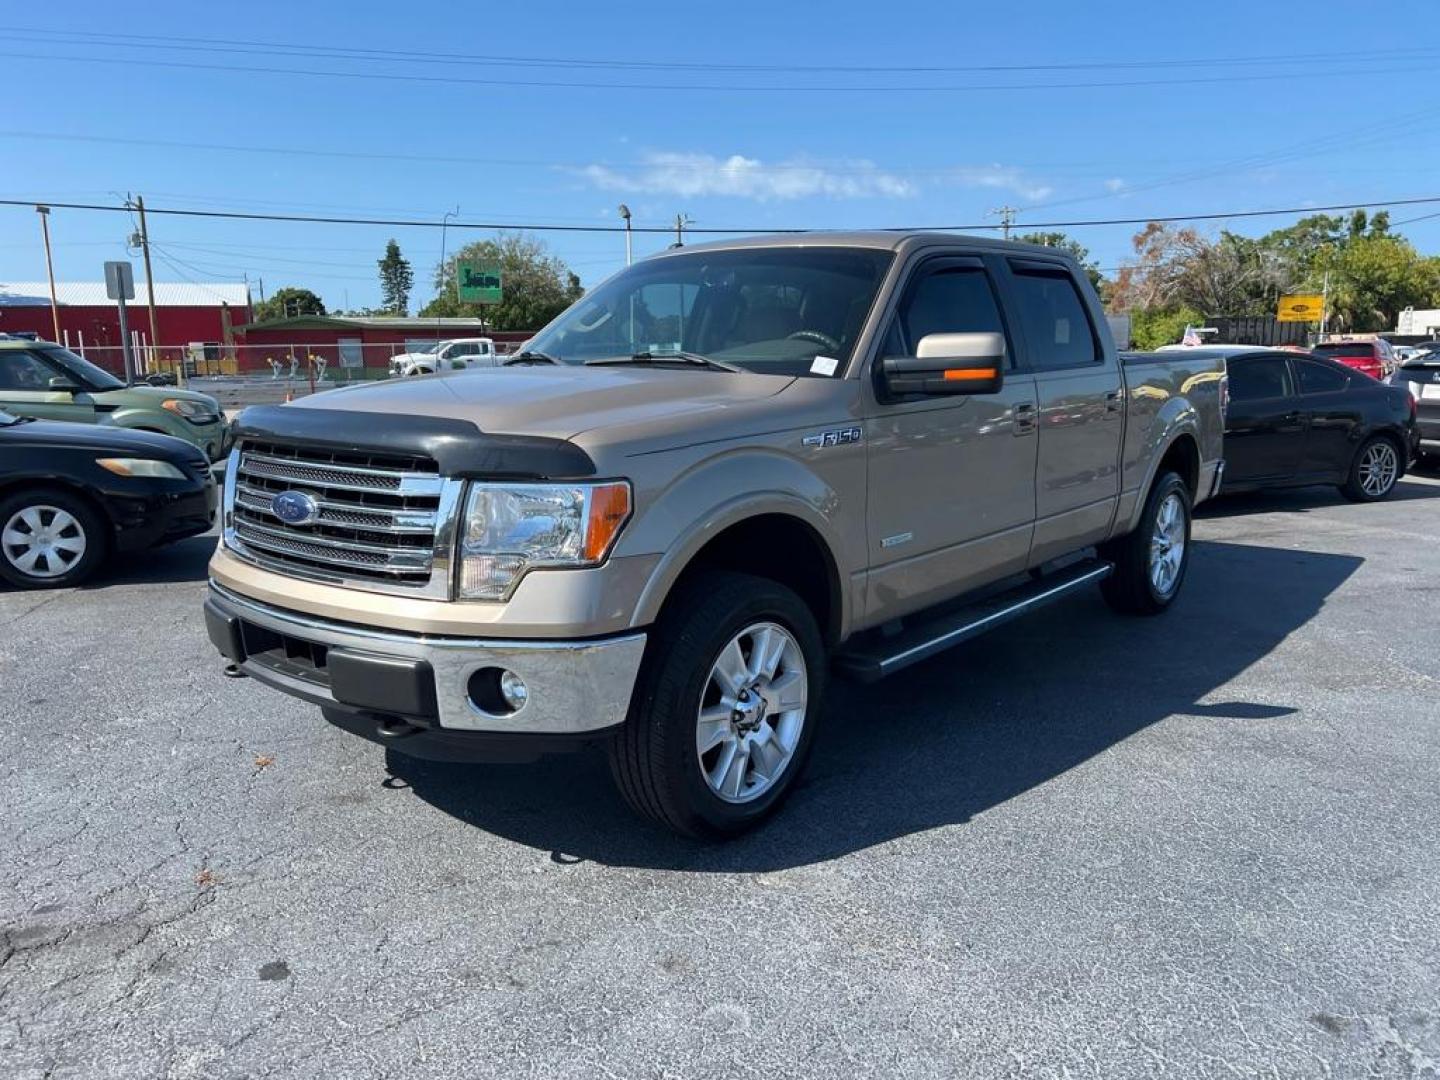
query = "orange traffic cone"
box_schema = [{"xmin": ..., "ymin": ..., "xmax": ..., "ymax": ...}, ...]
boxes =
[{"xmin": 284, "ymin": 386, "xmax": 293, "ymax": 403}]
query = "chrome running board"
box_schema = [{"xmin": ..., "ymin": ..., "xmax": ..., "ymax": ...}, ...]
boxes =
[{"xmin": 834, "ymin": 558, "xmax": 1113, "ymax": 683}]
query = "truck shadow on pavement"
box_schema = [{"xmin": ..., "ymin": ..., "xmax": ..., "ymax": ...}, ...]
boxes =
[
  {"xmin": 1197, "ymin": 476, "xmax": 1439, "ymax": 518},
  {"xmin": 390, "ymin": 539, "xmax": 1361, "ymax": 873}
]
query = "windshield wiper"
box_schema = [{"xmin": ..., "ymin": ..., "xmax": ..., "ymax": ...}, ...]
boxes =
[
  {"xmin": 504, "ymin": 350, "xmax": 561, "ymax": 366},
  {"xmin": 588, "ymin": 351, "xmax": 743, "ymax": 373}
]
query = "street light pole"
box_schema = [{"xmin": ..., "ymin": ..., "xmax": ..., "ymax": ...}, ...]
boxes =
[
  {"xmin": 437, "ymin": 205, "xmax": 459, "ymax": 344},
  {"xmin": 618, "ymin": 204, "xmax": 633, "ymax": 266},
  {"xmin": 36, "ymin": 206, "xmax": 61, "ymax": 343}
]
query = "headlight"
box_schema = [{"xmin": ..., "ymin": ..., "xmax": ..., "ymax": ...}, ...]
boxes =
[
  {"xmin": 96, "ymin": 457, "xmax": 188, "ymax": 479},
  {"xmin": 458, "ymin": 481, "xmax": 631, "ymax": 600},
  {"xmin": 162, "ymin": 398, "xmax": 220, "ymax": 423}
]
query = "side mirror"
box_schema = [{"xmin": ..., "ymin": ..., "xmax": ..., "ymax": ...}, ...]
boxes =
[
  {"xmin": 48, "ymin": 376, "xmax": 80, "ymax": 392},
  {"xmin": 881, "ymin": 331, "xmax": 1006, "ymax": 396}
]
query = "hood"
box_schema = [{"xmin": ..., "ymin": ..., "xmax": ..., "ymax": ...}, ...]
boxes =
[
  {"xmin": 0, "ymin": 416, "xmax": 207, "ymax": 461},
  {"xmin": 283, "ymin": 365, "xmax": 796, "ymax": 442},
  {"xmin": 100, "ymin": 383, "xmax": 221, "ymax": 410}
]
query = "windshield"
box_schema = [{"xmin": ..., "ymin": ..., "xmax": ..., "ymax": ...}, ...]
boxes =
[
  {"xmin": 526, "ymin": 246, "xmax": 894, "ymax": 377},
  {"xmin": 40, "ymin": 346, "xmax": 126, "ymax": 390},
  {"xmin": 1312, "ymin": 343, "xmax": 1374, "ymax": 358}
]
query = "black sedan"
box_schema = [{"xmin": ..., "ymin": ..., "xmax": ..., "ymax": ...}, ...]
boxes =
[
  {"xmin": 1221, "ymin": 348, "xmax": 1418, "ymax": 501},
  {"xmin": 0, "ymin": 409, "xmax": 216, "ymax": 588}
]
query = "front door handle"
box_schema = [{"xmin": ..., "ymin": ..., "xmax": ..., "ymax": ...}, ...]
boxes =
[
  {"xmin": 1014, "ymin": 402, "xmax": 1036, "ymax": 436},
  {"xmin": 1105, "ymin": 390, "xmax": 1122, "ymax": 414}
]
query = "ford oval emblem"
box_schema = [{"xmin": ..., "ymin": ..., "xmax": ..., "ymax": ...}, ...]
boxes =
[{"xmin": 270, "ymin": 490, "xmax": 320, "ymax": 526}]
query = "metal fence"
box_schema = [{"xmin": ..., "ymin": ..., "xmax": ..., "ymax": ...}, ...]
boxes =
[{"xmin": 70, "ymin": 341, "xmax": 515, "ymax": 385}]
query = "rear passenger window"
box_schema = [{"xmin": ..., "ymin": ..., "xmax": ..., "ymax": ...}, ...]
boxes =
[
  {"xmin": 1229, "ymin": 356, "xmax": 1294, "ymax": 401},
  {"xmin": 1296, "ymin": 359, "xmax": 1348, "ymax": 393},
  {"xmin": 1008, "ymin": 267, "xmax": 1099, "ymax": 370},
  {"xmin": 887, "ymin": 267, "xmax": 1007, "ymax": 359}
]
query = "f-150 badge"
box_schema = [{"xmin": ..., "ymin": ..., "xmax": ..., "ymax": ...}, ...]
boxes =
[{"xmin": 802, "ymin": 427, "xmax": 862, "ymax": 448}]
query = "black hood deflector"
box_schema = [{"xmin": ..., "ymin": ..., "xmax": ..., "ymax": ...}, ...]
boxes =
[{"xmin": 233, "ymin": 405, "xmax": 596, "ymax": 479}]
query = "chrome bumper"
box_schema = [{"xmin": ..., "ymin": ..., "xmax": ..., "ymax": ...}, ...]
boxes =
[{"xmin": 205, "ymin": 582, "xmax": 645, "ymax": 735}]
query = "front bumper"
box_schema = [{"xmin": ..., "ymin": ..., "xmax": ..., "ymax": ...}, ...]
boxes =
[
  {"xmin": 204, "ymin": 582, "xmax": 646, "ymax": 739},
  {"xmin": 108, "ymin": 476, "xmax": 218, "ymax": 552}
]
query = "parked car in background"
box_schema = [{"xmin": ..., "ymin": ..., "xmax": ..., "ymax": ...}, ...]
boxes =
[
  {"xmin": 1222, "ymin": 348, "xmax": 1417, "ymax": 501},
  {"xmin": 0, "ymin": 410, "xmax": 216, "ymax": 588},
  {"xmin": 1311, "ymin": 339, "xmax": 1397, "ymax": 381},
  {"xmin": 1390, "ymin": 352, "xmax": 1440, "ymax": 463},
  {"xmin": 0, "ymin": 340, "xmax": 231, "ymax": 460},
  {"xmin": 388, "ymin": 338, "xmax": 499, "ymax": 377}
]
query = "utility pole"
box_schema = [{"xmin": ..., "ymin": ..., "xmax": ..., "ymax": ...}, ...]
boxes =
[
  {"xmin": 36, "ymin": 206, "xmax": 61, "ymax": 343},
  {"xmin": 618, "ymin": 204, "xmax": 633, "ymax": 266},
  {"xmin": 132, "ymin": 196, "xmax": 165, "ymax": 382},
  {"xmin": 989, "ymin": 205, "xmax": 1017, "ymax": 240}
]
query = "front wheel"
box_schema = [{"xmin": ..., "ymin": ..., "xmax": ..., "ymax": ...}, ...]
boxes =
[
  {"xmin": 608, "ymin": 571, "xmax": 826, "ymax": 839},
  {"xmin": 0, "ymin": 488, "xmax": 108, "ymax": 589},
  {"xmin": 1341, "ymin": 435, "xmax": 1401, "ymax": 502},
  {"xmin": 1099, "ymin": 471, "xmax": 1192, "ymax": 615}
]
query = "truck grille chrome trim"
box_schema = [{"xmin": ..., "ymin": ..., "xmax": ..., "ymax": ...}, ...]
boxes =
[{"xmin": 221, "ymin": 442, "xmax": 463, "ymax": 599}]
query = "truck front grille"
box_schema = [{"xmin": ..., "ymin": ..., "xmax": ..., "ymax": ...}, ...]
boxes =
[{"xmin": 225, "ymin": 440, "xmax": 462, "ymax": 598}]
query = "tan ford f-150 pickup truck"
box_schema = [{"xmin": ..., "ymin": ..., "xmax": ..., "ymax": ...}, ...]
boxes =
[{"xmin": 205, "ymin": 232, "xmax": 1226, "ymax": 838}]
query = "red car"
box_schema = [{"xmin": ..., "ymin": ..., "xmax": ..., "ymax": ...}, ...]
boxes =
[{"xmin": 1311, "ymin": 340, "xmax": 1396, "ymax": 381}]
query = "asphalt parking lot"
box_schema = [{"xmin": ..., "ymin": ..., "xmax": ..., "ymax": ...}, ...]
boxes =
[{"xmin": 3, "ymin": 473, "xmax": 1439, "ymax": 1079}]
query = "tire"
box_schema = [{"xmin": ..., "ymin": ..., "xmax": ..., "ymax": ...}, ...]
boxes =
[
  {"xmin": 608, "ymin": 570, "xmax": 826, "ymax": 839},
  {"xmin": 1099, "ymin": 471, "xmax": 1191, "ymax": 616},
  {"xmin": 0, "ymin": 487, "xmax": 109, "ymax": 589},
  {"xmin": 1340, "ymin": 435, "xmax": 1402, "ymax": 502}
]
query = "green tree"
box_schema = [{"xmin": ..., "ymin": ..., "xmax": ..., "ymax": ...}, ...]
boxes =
[
  {"xmin": 1312, "ymin": 235, "xmax": 1440, "ymax": 332},
  {"xmin": 1130, "ymin": 304, "xmax": 1206, "ymax": 350},
  {"xmin": 420, "ymin": 232, "xmax": 583, "ymax": 331},
  {"xmin": 377, "ymin": 239, "xmax": 414, "ymax": 316},
  {"xmin": 1017, "ymin": 231, "xmax": 1106, "ymax": 293},
  {"xmin": 252, "ymin": 287, "xmax": 326, "ymax": 322}
]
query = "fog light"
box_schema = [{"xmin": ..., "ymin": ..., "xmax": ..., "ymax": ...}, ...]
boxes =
[{"xmin": 499, "ymin": 670, "xmax": 528, "ymax": 710}]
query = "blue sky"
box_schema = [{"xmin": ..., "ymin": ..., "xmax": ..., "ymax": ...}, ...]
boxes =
[{"xmin": 3, "ymin": 0, "xmax": 1438, "ymax": 313}]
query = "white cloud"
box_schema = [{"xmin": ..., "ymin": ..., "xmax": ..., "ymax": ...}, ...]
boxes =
[
  {"xmin": 943, "ymin": 165, "xmax": 1053, "ymax": 202},
  {"xmin": 1104, "ymin": 177, "xmax": 1126, "ymax": 192},
  {"xmin": 577, "ymin": 151, "xmax": 916, "ymax": 201}
]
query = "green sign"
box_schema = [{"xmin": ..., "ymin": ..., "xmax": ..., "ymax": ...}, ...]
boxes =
[{"xmin": 456, "ymin": 261, "xmax": 503, "ymax": 304}]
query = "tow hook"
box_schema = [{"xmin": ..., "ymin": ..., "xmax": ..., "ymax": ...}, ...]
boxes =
[
  {"xmin": 222, "ymin": 663, "xmax": 247, "ymax": 679},
  {"xmin": 375, "ymin": 716, "xmax": 418, "ymax": 739}
]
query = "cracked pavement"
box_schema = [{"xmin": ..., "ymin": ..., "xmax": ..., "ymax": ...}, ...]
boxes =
[{"xmin": 2, "ymin": 473, "xmax": 1439, "ymax": 1078}]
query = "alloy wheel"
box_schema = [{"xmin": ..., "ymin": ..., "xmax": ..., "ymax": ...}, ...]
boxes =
[
  {"xmin": 695, "ymin": 621, "xmax": 808, "ymax": 804},
  {"xmin": 1358, "ymin": 441, "xmax": 1399, "ymax": 498},
  {"xmin": 1147, "ymin": 492, "xmax": 1186, "ymax": 598}
]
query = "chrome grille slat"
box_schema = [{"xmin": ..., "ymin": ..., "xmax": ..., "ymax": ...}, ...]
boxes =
[
  {"xmin": 233, "ymin": 485, "xmax": 437, "ymax": 534},
  {"xmin": 223, "ymin": 442, "xmax": 461, "ymax": 598}
]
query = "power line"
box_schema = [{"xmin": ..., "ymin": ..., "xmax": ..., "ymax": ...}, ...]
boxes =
[
  {"xmin": 6, "ymin": 26, "xmax": 1429, "ymax": 76},
  {"xmin": 5, "ymin": 48, "xmax": 1431, "ymax": 94},
  {"xmin": 7, "ymin": 193, "xmax": 1440, "ymax": 235}
]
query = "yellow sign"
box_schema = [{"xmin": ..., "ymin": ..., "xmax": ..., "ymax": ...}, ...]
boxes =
[{"xmin": 1277, "ymin": 294, "xmax": 1325, "ymax": 323}]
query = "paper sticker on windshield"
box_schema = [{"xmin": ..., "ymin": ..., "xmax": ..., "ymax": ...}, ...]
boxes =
[{"xmin": 810, "ymin": 355, "xmax": 839, "ymax": 377}]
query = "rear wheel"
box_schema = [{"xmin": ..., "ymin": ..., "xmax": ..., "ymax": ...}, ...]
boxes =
[
  {"xmin": 1341, "ymin": 435, "xmax": 1401, "ymax": 502},
  {"xmin": 608, "ymin": 570, "xmax": 825, "ymax": 839},
  {"xmin": 1099, "ymin": 471, "xmax": 1191, "ymax": 615},
  {"xmin": 0, "ymin": 488, "xmax": 108, "ymax": 589}
]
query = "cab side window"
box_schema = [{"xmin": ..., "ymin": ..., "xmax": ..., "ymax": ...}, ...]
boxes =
[
  {"xmin": 0, "ymin": 351, "xmax": 59, "ymax": 391},
  {"xmin": 1007, "ymin": 266, "xmax": 1099, "ymax": 370},
  {"xmin": 884, "ymin": 266, "xmax": 1008, "ymax": 362},
  {"xmin": 1229, "ymin": 356, "xmax": 1294, "ymax": 401}
]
